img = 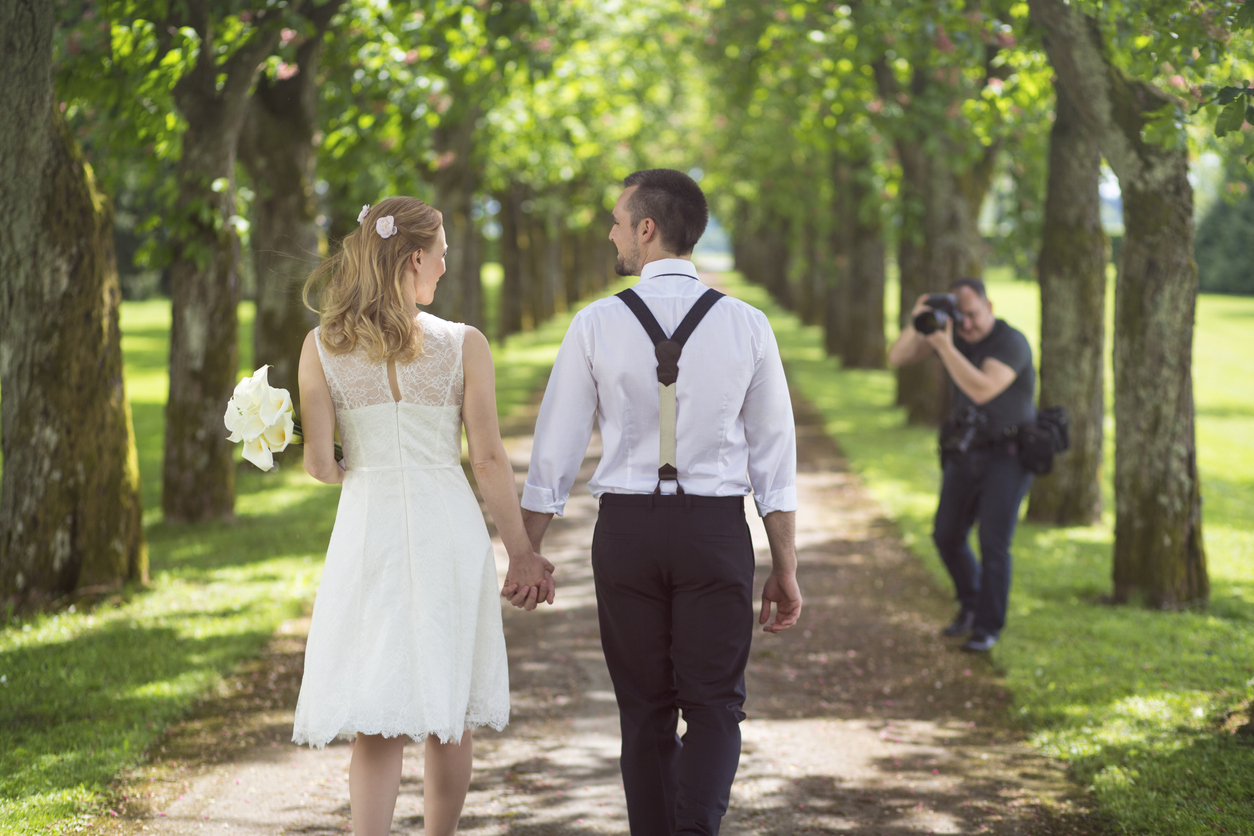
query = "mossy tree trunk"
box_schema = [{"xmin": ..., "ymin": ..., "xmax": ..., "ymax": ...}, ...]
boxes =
[
  {"xmin": 239, "ymin": 2, "xmax": 342, "ymax": 413},
  {"xmin": 163, "ymin": 7, "xmax": 286, "ymax": 523},
  {"xmin": 561, "ymin": 223, "xmax": 579, "ymax": 309},
  {"xmin": 1, "ymin": 0, "xmax": 146, "ymax": 603},
  {"xmin": 497, "ymin": 184, "xmax": 525, "ymax": 338},
  {"xmin": 1027, "ymin": 82, "xmax": 1107, "ymax": 526},
  {"xmin": 430, "ymin": 111, "xmax": 482, "ymax": 328},
  {"xmin": 841, "ymin": 158, "xmax": 887, "ymax": 370},
  {"xmin": 542, "ymin": 205, "xmax": 564, "ymax": 314},
  {"xmin": 892, "ymin": 136, "xmax": 946, "ymax": 424},
  {"xmin": 797, "ymin": 216, "xmax": 823, "ymax": 328},
  {"xmin": 525, "ymin": 204, "xmax": 548, "ymax": 327},
  {"xmin": 1031, "ymin": 0, "xmax": 1207, "ymax": 606},
  {"xmin": 825, "ymin": 154, "xmax": 853, "ymax": 358},
  {"xmin": 878, "ymin": 63, "xmax": 997, "ymax": 425}
]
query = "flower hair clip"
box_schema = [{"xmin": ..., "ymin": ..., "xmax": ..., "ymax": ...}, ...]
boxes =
[
  {"xmin": 357, "ymin": 204, "xmax": 371, "ymax": 225},
  {"xmin": 376, "ymin": 215, "xmax": 397, "ymax": 239}
]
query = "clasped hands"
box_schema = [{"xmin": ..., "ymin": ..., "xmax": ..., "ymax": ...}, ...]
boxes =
[{"xmin": 500, "ymin": 550, "xmax": 556, "ymax": 611}]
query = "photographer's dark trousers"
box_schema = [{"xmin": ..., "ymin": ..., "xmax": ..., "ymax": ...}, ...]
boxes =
[
  {"xmin": 933, "ymin": 449, "xmax": 1032, "ymax": 638},
  {"xmin": 591, "ymin": 493, "xmax": 755, "ymax": 836}
]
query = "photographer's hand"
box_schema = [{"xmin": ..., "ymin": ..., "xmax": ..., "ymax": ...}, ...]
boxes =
[
  {"xmin": 924, "ymin": 315, "xmax": 954, "ymax": 352},
  {"xmin": 910, "ymin": 294, "xmax": 934, "ymax": 320},
  {"xmin": 888, "ymin": 295, "xmax": 938, "ymax": 366}
]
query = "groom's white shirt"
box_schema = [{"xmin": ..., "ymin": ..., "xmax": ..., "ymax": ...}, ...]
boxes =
[{"xmin": 521, "ymin": 258, "xmax": 797, "ymax": 517}]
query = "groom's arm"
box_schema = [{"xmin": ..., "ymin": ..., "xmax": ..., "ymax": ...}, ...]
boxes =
[
  {"xmin": 742, "ymin": 317, "xmax": 802, "ymax": 632},
  {"xmin": 521, "ymin": 313, "xmax": 599, "ymax": 523},
  {"xmin": 503, "ymin": 314, "xmax": 596, "ymax": 606},
  {"xmin": 742, "ymin": 318, "xmax": 798, "ymax": 518}
]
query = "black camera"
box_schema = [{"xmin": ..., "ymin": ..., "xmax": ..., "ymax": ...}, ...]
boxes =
[{"xmin": 914, "ymin": 293, "xmax": 965, "ymax": 336}]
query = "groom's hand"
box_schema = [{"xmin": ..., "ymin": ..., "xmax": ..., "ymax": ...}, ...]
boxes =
[
  {"xmin": 759, "ymin": 570, "xmax": 803, "ymax": 633},
  {"xmin": 502, "ymin": 552, "xmax": 557, "ymax": 611}
]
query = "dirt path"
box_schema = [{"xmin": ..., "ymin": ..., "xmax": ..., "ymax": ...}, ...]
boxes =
[{"xmin": 101, "ymin": 360, "xmax": 1107, "ymax": 836}]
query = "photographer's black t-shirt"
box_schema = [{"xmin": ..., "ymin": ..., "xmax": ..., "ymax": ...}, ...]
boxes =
[{"xmin": 952, "ymin": 319, "xmax": 1036, "ymax": 436}]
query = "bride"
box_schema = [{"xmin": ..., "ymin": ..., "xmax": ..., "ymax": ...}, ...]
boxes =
[{"xmin": 291, "ymin": 196, "xmax": 553, "ymax": 835}]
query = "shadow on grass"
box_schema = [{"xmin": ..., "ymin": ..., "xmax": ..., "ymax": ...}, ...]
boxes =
[
  {"xmin": 0, "ymin": 619, "xmax": 276, "ymax": 803},
  {"xmin": 144, "ymin": 483, "xmax": 339, "ymax": 576},
  {"xmin": 1062, "ymin": 727, "xmax": 1254, "ymax": 833}
]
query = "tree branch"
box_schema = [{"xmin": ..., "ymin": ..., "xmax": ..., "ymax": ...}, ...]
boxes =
[{"xmin": 1028, "ymin": 0, "xmax": 1180, "ymax": 191}]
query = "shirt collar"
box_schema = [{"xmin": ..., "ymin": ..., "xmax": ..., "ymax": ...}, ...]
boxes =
[{"xmin": 639, "ymin": 258, "xmax": 699, "ymax": 282}]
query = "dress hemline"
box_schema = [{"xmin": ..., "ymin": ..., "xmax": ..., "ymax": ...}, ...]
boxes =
[{"xmin": 291, "ymin": 714, "xmax": 509, "ymax": 750}]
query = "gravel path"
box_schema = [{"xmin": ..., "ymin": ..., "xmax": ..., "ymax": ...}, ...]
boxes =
[{"xmin": 101, "ymin": 338, "xmax": 1106, "ymax": 836}]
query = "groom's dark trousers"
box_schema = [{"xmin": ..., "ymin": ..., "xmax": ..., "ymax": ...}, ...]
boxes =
[{"xmin": 592, "ymin": 493, "xmax": 756, "ymax": 836}]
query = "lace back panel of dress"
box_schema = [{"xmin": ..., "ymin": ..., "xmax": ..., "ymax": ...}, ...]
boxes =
[{"xmin": 316, "ymin": 315, "xmax": 465, "ymax": 413}]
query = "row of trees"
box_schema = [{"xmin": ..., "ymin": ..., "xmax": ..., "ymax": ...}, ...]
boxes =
[
  {"xmin": 694, "ymin": 0, "xmax": 1254, "ymax": 607},
  {"xmin": 2, "ymin": 0, "xmax": 1250, "ymax": 609},
  {"xmin": 1, "ymin": 0, "xmax": 696, "ymax": 605}
]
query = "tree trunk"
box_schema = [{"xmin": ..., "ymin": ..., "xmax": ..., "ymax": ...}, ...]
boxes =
[
  {"xmin": 543, "ymin": 206, "xmax": 563, "ymax": 314},
  {"xmin": 430, "ymin": 111, "xmax": 482, "ymax": 328},
  {"xmin": 1030, "ymin": 0, "xmax": 1207, "ymax": 606},
  {"xmin": 764, "ymin": 214, "xmax": 793, "ymax": 309},
  {"xmin": 525, "ymin": 206, "xmax": 546, "ymax": 327},
  {"xmin": 526, "ymin": 207, "xmax": 557, "ymax": 322},
  {"xmin": 1, "ymin": 54, "xmax": 147, "ymax": 600},
  {"xmin": 797, "ymin": 217, "xmax": 821, "ymax": 327},
  {"xmin": 841, "ymin": 162, "xmax": 887, "ymax": 369},
  {"xmin": 239, "ymin": 4, "xmax": 340, "ymax": 417},
  {"xmin": 497, "ymin": 185, "xmax": 524, "ymax": 339},
  {"xmin": 562, "ymin": 223, "xmax": 579, "ymax": 308},
  {"xmin": 571, "ymin": 224, "xmax": 591, "ymax": 301},
  {"xmin": 582, "ymin": 224, "xmax": 610, "ymax": 293},
  {"xmin": 164, "ymin": 13, "xmax": 285, "ymax": 523},
  {"xmin": 893, "ymin": 139, "xmax": 947, "ymax": 423},
  {"xmin": 825, "ymin": 155, "xmax": 853, "ymax": 357},
  {"xmin": 878, "ymin": 59, "xmax": 996, "ymax": 424},
  {"xmin": 1027, "ymin": 81, "xmax": 1106, "ymax": 525}
]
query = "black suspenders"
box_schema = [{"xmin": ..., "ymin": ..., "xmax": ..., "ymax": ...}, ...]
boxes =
[{"xmin": 616, "ymin": 286, "xmax": 725, "ymax": 494}]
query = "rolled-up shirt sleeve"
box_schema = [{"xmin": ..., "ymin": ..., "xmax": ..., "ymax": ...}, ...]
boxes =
[
  {"xmin": 742, "ymin": 318, "xmax": 798, "ymax": 517},
  {"xmin": 521, "ymin": 315, "xmax": 598, "ymax": 516}
]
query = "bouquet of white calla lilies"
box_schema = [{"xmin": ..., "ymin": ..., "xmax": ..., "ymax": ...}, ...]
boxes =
[{"xmin": 225, "ymin": 366, "xmax": 338, "ymax": 471}]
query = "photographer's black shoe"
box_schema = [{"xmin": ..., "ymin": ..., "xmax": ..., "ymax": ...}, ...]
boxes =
[
  {"xmin": 941, "ymin": 608, "xmax": 976, "ymax": 638},
  {"xmin": 962, "ymin": 633, "xmax": 998, "ymax": 653}
]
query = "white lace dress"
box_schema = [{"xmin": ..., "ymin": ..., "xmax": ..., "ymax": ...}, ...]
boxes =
[{"xmin": 291, "ymin": 313, "xmax": 510, "ymax": 749}]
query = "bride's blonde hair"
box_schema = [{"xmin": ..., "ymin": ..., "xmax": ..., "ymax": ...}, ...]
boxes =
[{"xmin": 304, "ymin": 196, "xmax": 443, "ymax": 363}]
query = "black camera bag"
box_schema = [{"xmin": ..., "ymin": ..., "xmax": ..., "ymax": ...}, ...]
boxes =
[{"xmin": 1017, "ymin": 406, "xmax": 1070, "ymax": 475}]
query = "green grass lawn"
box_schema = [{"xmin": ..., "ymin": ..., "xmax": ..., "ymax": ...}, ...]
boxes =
[
  {"xmin": 0, "ymin": 270, "xmax": 628, "ymax": 834},
  {"xmin": 722, "ymin": 269, "xmax": 1254, "ymax": 835}
]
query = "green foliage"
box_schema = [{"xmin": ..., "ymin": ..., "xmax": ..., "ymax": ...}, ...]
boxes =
[
  {"xmin": 722, "ymin": 270, "xmax": 1254, "ymax": 835},
  {"xmin": 1196, "ymin": 179, "xmax": 1254, "ymax": 294},
  {"xmin": 54, "ymin": 0, "xmax": 309, "ymax": 272}
]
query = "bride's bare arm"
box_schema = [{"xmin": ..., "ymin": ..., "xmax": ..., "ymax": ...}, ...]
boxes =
[
  {"xmin": 299, "ymin": 330, "xmax": 345, "ymax": 485},
  {"xmin": 462, "ymin": 326, "xmax": 555, "ymax": 609}
]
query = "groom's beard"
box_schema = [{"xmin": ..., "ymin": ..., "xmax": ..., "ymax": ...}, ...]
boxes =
[{"xmin": 614, "ymin": 242, "xmax": 641, "ymax": 277}]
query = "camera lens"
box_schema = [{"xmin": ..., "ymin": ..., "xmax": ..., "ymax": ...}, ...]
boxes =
[{"xmin": 914, "ymin": 309, "xmax": 946, "ymax": 335}]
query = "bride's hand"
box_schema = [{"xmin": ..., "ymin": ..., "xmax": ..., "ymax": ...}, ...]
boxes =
[{"xmin": 502, "ymin": 552, "xmax": 556, "ymax": 611}]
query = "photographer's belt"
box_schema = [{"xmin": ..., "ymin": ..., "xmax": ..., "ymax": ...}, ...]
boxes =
[{"xmin": 616, "ymin": 286, "xmax": 724, "ymax": 495}]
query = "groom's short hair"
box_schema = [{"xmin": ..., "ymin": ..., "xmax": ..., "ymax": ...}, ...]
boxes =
[{"xmin": 622, "ymin": 169, "xmax": 709, "ymax": 255}]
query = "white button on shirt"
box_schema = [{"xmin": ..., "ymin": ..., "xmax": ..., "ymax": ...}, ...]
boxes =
[{"xmin": 521, "ymin": 258, "xmax": 798, "ymax": 517}]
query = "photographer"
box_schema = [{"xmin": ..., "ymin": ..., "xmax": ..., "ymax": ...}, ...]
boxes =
[{"xmin": 887, "ymin": 278, "xmax": 1035, "ymax": 652}]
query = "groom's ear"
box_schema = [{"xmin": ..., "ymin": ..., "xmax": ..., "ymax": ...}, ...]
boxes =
[{"xmin": 638, "ymin": 217, "xmax": 657, "ymax": 242}]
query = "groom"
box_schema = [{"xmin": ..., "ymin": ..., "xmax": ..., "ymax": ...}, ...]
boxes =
[{"xmin": 514, "ymin": 168, "xmax": 803, "ymax": 835}]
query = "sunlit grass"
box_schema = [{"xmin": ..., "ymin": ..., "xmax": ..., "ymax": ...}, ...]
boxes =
[
  {"xmin": 0, "ymin": 270, "xmax": 628, "ymax": 834},
  {"xmin": 724, "ymin": 270, "xmax": 1254, "ymax": 835}
]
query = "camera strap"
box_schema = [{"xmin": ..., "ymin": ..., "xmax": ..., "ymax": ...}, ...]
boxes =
[{"xmin": 616, "ymin": 287, "xmax": 725, "ymax": 495}]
